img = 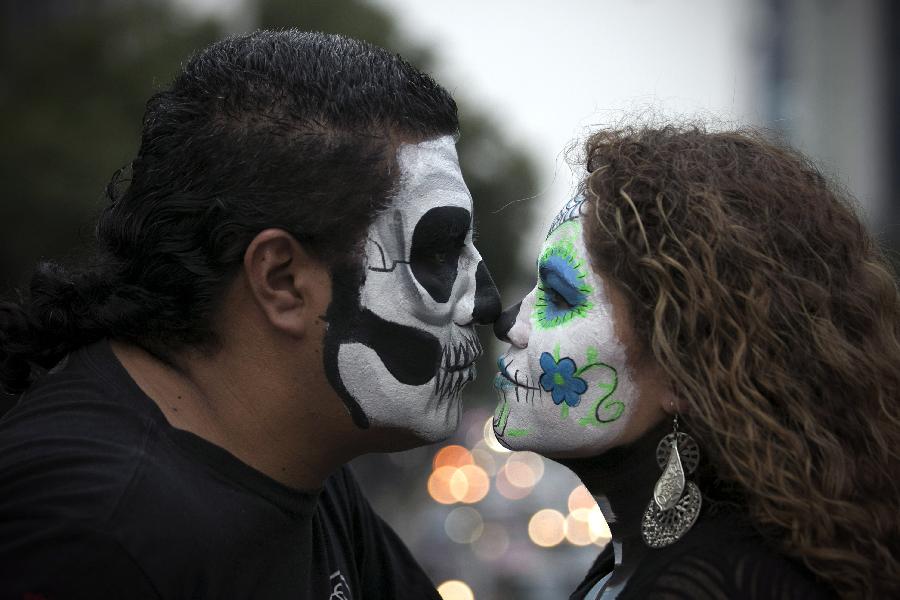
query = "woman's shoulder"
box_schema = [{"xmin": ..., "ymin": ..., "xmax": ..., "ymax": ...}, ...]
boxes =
[{"xmin": 628, "ymin": 508, "xmax": 836, "ymax": 599}]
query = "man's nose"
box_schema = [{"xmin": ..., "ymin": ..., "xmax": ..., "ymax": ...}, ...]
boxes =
[
  {"xmin": 493, "ymin": 301, "xmax": 522, "ymax": 343},
  {"xmin": 471, "ymin": 261, "xmax": 501, "ymax": 325}
]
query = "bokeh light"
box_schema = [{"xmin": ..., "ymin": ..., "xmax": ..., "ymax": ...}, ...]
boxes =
[
  {"xmin": 428, "ymin": 466, "xmax": 461, "ymax": 504},
  {"xmin": 457, "ymin": 464, "xmax": 490, "ymax": 503},
  {"xmin": 448, "ymin": 468, "xmax": 469, "ymax": 501},
  {"xmin": 482, "ymin": 417, "xmax": 510, "ymax": 453},
  {"xmin": 494, "ymin": 464, "xmax": 533, "ymax": 500},
  {"xmin": 502, "ymin": 459, "xmax": 534, "ymax": 488},
  {"xmin": 433, "ymin": 445, "xmax": 474, "ymax": 469},
  {"xmin": 565, "ymin": 508, "xmax": 594, "ymax": 546},
  {"xmin": 437, "ymin": 580, "xmax": 475, "ymax": 600},
  {"xmin": 471, "ymin": 522, "xmax": 510, "ymax": 561},
  {"xmin": 469, "ymin": 445, "xmax": 498, "ymax": 476},
  {"xmin": 588, "ymin": 507, "xmax": 612, "ymax": 546},
  {"xmin": 504, "ymin": 452, "xmax": 545, "ymax": 487},
  {"xmin": 567, "ymin": 485, "xmax": 596, "ymax": 512},
  {"xmin": 528, "ymin": 509, "xmax": 566, "ymax": 548},
  {"xmin": 428, "ymin": 464, "xmax": 490, "ymax": 505},
  {"xmin": 444, "ymin": 506, "xmax": 484, "ymax": 544}
]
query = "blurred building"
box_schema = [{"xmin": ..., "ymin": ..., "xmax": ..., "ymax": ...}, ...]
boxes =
[{"xmin": 755, "ymin": 0, "xmax": 898, "ymax": 244}]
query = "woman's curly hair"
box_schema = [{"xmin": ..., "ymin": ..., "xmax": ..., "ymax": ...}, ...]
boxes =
[{"xmin": 582, "ymin": 124, "xmax": 900, "ymax": 599}]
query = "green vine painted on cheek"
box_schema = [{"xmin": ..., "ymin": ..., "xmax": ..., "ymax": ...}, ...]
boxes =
[
  {"xmin": 577, "ymin": 353, "xmax": 624, "ymax": 426},
  {"xmin": 493, "ymin": 396, "xmax": 510, "ymax": 435},
  {"xmin": 546, "ymin": 344, "xmax": 624, "ymax": 426},
  {"xmin": 493, "ymin": 394, "xmax": 530, "ymax": 438}
]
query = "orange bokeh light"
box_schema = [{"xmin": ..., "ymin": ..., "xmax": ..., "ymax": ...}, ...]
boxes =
[
  {"xmin": 428, "ymin": 463, "xmax": 490, "ymax": 505},
  {"xmin": 428, "ymin": 466, "xmax": 461, "ymax": 504},
  {"xmin": 433, "ymin": 445, "xmax": 474, "ymax": 470},
  {"xmin": 457, "ymin": 464, "xmax": 490, "ymax": 504}
]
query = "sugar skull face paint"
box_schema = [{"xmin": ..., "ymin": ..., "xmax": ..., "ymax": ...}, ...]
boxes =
[
  {"xmin": 491, "ymin": 195, "xmax": 639, "ymax": 456},
  {"xmin": 323, "ymin": 135, "xmax": 501, "ymax": 442}
]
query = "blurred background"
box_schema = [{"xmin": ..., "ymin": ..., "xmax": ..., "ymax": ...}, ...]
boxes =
[{"xmin": 1, "ymin": 1, "xmax": 896, "ymax": 598}]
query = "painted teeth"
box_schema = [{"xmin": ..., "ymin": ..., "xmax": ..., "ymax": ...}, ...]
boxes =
[{"xmin": 434, "ymin": 333, "xmax": 482, "ymax": 402}]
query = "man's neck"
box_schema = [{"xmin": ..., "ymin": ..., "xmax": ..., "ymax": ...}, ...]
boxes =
[
  {"xmin": 559, "ymin": 419, "xmax": 672, "ymax": 583},
  {"xmin": 111, "ymin": 339, "xmax": 358, "ymax": 491}
]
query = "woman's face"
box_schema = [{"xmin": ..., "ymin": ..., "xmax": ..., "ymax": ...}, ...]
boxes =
[{"xmin": 492, "ymin": 195, "xmax": 670, "ymax": 458}]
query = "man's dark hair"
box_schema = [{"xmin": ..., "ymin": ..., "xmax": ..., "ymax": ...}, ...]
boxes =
[{"xmin": 0, "ymin": 29, "xmax": 458, "ymax": 394}]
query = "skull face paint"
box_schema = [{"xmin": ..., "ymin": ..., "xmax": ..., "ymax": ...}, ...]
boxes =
[
  {"xmin": 492, "ymin": 195, "xmax": 638, "ymax": 456},
  {"xmin": 323, "ymin": 135, "xmax": 500, "ymax": 442}
]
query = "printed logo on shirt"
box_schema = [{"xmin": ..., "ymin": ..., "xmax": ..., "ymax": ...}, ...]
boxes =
[{"xmin": 329, "ymin": 570, "xmax": 352, "ymax": 600}]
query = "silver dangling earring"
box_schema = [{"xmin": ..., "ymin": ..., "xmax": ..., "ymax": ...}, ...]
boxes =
[{"xmin": 641, "ymin": 414, "xmax": 702, "ymax": 548}]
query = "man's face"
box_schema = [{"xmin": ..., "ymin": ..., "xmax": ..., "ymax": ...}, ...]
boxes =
[
  {"xmin": 491, "ymin": 196, "xmax": 643, "ymax": 457},
  {"xmin": 323, "ymin": 135, "xmax": 500, "ymax": 442}
]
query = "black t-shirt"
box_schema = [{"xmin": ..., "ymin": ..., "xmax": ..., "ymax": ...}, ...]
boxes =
[
  {"xmin": 569, "ymin": 505, "xmax": 836, "ymax": 599},
  {"xmin": 0, "ymin": 340, "xmax": 441, "ymax": 600}
]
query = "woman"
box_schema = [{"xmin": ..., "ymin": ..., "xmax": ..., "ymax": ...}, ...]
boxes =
[{"xmin": 492, "ymin": 125, "xmax": 900, "ymax": 599}]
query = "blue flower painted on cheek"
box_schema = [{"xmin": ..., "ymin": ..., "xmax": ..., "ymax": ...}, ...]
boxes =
[{"xmin": 538, "ymin": 352, "xmax": 588, "ymax": 407}]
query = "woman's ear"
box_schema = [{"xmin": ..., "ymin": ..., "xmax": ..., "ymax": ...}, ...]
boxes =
[
  {"xmin": 659, "ymin": 390, "xmax": 689, "ymax": 416},
  {"xmin": 242, "ymin": 228, "xmax": 332, "ymax": 338}
]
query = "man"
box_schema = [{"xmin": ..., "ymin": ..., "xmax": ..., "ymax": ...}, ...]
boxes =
[{"xmin": 0, "ymin": 30, "xmax": 500, "ymax": 599}]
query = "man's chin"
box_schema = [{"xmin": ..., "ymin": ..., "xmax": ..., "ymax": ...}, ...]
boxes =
[{"xmin": 363, "ymin": 408, "xmax": 461, "ymax": 452}]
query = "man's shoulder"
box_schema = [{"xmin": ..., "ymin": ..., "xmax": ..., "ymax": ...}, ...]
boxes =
[
  {"xmin": 1, "ymin": 382, "xmax": 152, "ymax": 516},
  {"xmin": 0, "ymin": 348, "xmax": 167, "ymax": 599}
]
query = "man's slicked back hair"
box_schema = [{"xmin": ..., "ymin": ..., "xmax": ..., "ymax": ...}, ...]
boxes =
[{"xmin": 0, "ymin": 29, "xmax": 458, "ymax": 392}]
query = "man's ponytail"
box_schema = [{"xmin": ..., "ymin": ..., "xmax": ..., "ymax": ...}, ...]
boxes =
[{"xmin": 0, "ymin": 263, "xmax": 114, "ymax": 393}]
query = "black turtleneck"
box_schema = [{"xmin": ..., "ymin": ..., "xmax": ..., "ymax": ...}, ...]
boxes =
[{"xmin": 558, "ymin": 421, "xmax": 835, "ymax": 600}]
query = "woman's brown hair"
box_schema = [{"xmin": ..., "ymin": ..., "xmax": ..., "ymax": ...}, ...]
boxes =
[{"xmin": 582, "ymin": 124, "xmax": 900, "ymax": 599}]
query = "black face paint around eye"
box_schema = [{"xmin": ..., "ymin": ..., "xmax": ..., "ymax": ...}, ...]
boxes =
[{"xmin": 410, "ymin": 206, "xmax": 471, "ymax": 303}]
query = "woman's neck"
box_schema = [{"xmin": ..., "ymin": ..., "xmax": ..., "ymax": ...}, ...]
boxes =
[{"xmin": 559, "ymin": 419, "xmax": 672, "ymax": 576}]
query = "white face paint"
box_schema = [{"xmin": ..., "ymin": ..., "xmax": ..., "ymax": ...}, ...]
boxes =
[
  {"xmin": 329, "ymin": 136, "xmax": 498, "ymax": 442},
  {"xmin": 492, "ymin": 196, "xmax": 638, "ymax": 456}
]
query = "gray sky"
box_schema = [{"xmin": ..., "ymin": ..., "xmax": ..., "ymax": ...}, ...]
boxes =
[
  {"xmin": 177, "ymin": 0, "xmax": 767, "ymax": 251},
  {"xmin": 369, "ymin": 0, "xmax": 762, "ymax": 248}
]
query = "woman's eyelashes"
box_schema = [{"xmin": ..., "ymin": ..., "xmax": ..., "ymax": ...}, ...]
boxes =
[
  {"xmin": 532, "ymin": 237, "xmax": 594, "ymax": 329},
  {"xmin": 538, "ymin": 283, "xmax": 574, "ymax": 310}
]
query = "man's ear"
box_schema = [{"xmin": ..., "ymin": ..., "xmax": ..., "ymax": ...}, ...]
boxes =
[{"xmin": 243, "ymin": 228, "xmax": 331, "ymax": 338}]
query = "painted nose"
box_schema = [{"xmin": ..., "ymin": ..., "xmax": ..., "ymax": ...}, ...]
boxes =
[
  {"xmin": 472, "ymin": 261, "xmax": 501, "ymax": 325},
  {"xmin": 493, "ymin": 301, "xmax": 522, "ymax": 343}
]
